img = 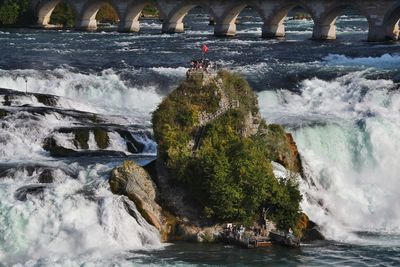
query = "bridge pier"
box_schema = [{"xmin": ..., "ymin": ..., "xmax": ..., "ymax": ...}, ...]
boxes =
[
  {"xmin": 368, "ymin": 25, "xmax": 393, "ymax": 42},
  {"xmin": 37, "ymin": 16, "xmax": 50, "ymax": 27},
  {"xmin": 34, "ymin": 0, "xmax": 400, "ymax": 42},
  {"xmin": 76, "ymin": 19, "xmax": 97, "ymax": 31},
  {"xmin": 162, "ymin": 22, "xmax": 184, "ymax": 33},
  {"xmin": 118, "ymin": 20, "xmax": 140, "ymax": 32},
  {"xmin": 312, "ymin": 24, "xmax": 336, "ymax": 40},
  {"xmin": 261, "ymin": 23, "xmax": 285, "ymax": 38},
  {"xmin": 390, "ymin": 24, "xmax": 400, "ymax": 40},
  {"xmin": 214, "ymin": 23, "xmax": 236, "ymax": 37}
]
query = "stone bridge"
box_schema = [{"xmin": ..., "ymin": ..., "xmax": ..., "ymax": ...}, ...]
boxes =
[{"xmin": 33, "ymin": 0, "xmax": 400, "ymax": 41}]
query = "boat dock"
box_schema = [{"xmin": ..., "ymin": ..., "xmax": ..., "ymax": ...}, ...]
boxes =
[
  {"xmin": 269, "ymin": 230, "xmax": 300, "ymax": 247},
  {"xmin": 220, "ymin": 225, "xmax": 300, "ymax": 249},
  {"xmin": 222, "ymin": 234, "xmax": 272, "ymax": 249}
]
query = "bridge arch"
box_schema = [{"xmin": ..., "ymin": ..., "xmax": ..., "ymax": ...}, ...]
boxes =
[
  {"xmin": 214, "ymin": 3, "xmax": 265, "ymax": 37},
  {"xmin": 162, "ymin": 2, "xmax": 216, "ymax": 34},
  {"xmin": 36, "ymin": 0, "xmax": 78, "ymax": 26},
  {"xmin": 312, "ymin": 3, "xmax": 370, "ymax": 40},
  {"xmin": 119, "ymin": 1, "xmax": 165, "ymax": 32},
  {"xmin": 383, "ymin": 3, "xmax": 400, "ymax": 40},
  {"xmin": 77, "ymin": 0, "xmax": 122, "ymax": 30},
  {"xmin": 262, "ymin": 2, "xmax": 317, "ymax": 38}
]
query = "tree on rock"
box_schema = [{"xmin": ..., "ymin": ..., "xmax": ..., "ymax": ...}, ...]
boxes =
[{"xmin": 152, "ymin": 70, "xmax": 303, "ymax": 230}]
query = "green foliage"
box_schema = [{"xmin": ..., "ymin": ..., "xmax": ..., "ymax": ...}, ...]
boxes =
[
  {"xmin": 142, "ymin": 4, "xmax": 159, "ymax": 18},
  {"xmin": 0, "ymin": 0, "xmax": 32, "ymax": 25},
  {"xmin": 152, "ymin": 78, "xmax": 220, "ymax": 165},
  {"xmin": 260, "ymin": 124, "xmax": 287, "ymax": 162},
  {"xmin": 264, "ymin": 178, "xmax": 303, "ymax": 230},
  {"xmin": 217, "ymin": 70, "xmax": 259, "ymax": 116},
  {"xmin": 0, "ymin": 0, "xmax": 19, "ymax": 25},
  {"xmin": 50, "ymin": 2, "xmax": 118, "ymax": 28},
  {"xmin": 96, "ymin": 3, "xmax": 119, "ymax": 23},
  {"xmin": 152, "ymin": 71, "xmax": 302, "ymax": 229},
  {"xmin": 49, "ymin": 3, "xmax": 76, "ymax": 27}
]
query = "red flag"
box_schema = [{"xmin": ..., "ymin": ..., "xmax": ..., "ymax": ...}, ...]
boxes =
[{"xmin": 202, "ymin": 44, "xmax": 209, "ymax": 53}]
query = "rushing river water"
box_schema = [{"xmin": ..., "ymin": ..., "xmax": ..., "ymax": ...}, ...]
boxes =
[{"xmin": 1, "ymin": 7, "xmax": 400, "ymax": 266}]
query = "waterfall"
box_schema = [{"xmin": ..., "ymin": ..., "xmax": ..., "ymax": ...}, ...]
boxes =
[
  {"xmin": 259, "ymin": 70, "xmax": 400, "ymax": 242},
  {"xmin": 0, "ymin": 163, "xmax": 162, "ymax": 266}
]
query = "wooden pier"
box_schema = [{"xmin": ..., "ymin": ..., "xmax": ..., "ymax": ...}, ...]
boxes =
[
  {"xmin": 269, "ymin": 231, "xmax": 300, "ymax": 247},
  {"xmin": 221, "ymin": 233, "xmax": 272, "ymax": 249}
]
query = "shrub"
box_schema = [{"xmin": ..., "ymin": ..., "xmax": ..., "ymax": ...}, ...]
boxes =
[
  {"xmin": 0, "ymin": 0, "xmax": 32, "ymax": 25},
  {"xmin": 49, "ymin": 3, "xmax": 76, "ymax": 27},
  {"xmin": 152, "ymin": 71, "xmax": 302, "ymax": 229},
  {"xmin": 142, "ymin": 4, "xmax": 159, "ymax": 18},
  {"xmin": 96, "ymin": 3, "xmax": 119, "ymax": 23}
]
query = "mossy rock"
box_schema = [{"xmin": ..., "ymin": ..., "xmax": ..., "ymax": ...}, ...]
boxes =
[
  {"xmin": 35, "ymin": 94, "xmax": 58, "ymax": 106},
  {"xmin": 0, "ymin": 109, "xmax": 9, "ymax": 119},
  {"xmin": 57, "ymin": 128, "xmax": 90, "ymax": 150},
  {"xmin": 259, "ymin": 123, "xmax": 302, "ymax": 173},
  {"xmin": 117, "ymin": 130, "xmax": 145, "ymax": 153},
  {"xmin": 93, "ymin": 128, "xmax": 109, "ymax": 149},
  {"xmin": 296, "ymin": 213, "xmax": 325, "ymax": 241},
  {"xmin": 110, "ymin": 161, "xmax": 163, "ymax": 232},
  {"xmin": 73, "ymin": 128, "xmax": 89, "ymax": 149},
  {"xmin": 90, "ymin": 114, "xmax": 101, "ymax": 123},
  {"xmin": 3, "ymin": 95, "xmax": 12, "ymax": 106},
  {"xmin": 38, "ymin": 169, "xmax": 54, "ymax": 183},
  {"xmin": 152, "ymin": 70, "xmax": 303, "ymax": 228},
  {"xmin": 43, "ymin": 137, "xmax": 77, "ymax": 157}
]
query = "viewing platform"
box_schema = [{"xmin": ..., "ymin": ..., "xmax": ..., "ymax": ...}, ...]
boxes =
[{"xmin": 220, "ymin": 224, "xmax": 300, "ymax": 249}]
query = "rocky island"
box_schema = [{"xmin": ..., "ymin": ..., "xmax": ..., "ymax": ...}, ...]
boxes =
[{"xmin": 109, "ymin": 69, "xmax": 322, "ymax": 244}]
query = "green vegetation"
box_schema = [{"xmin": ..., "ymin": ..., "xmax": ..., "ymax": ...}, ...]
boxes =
[
  {"xmin": 96, "ymin": 3, "xmax": 119, "ymax": 23},
  {"xmin": 50, "ymin": 2, "xmax": 119, "ymax": 27},
  {"xmin": 152, "ymin": 70, "xmax": 302, "ymax": 230},
  {"xmin": 0, "ymin": 0, "xmax": 158, "ymax": 27},
  {"xmin": 142, "ymin": 4, "xmax": 159, "ymax": 18},
  {"xmin": 292, "ymin": 13, "xmax": 312, "ymax": 20},
  {"xmin": 0, "ymin": 0, "xmax": 33, "ymax": 25},
  {"xmin": 49, "ymin": 3, "xmax": 76, "ymax": 27}
]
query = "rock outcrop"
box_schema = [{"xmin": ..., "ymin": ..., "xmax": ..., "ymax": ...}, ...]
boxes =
[
  {"xmin": 109, "ymin": 159, "xmax": 221, "ymax": 242},
  {"xmin": 43, "ymin": 127, "xmax": 147, "ymax": 157},
  {"xmin": 109, "ymin": 70, "xmax": 320, "ymax": 243},
  {"xmin": 109, "ymin": 161, "xmax": 163, "ymax": 231},
  {"xmin": 151, "ymin": 69, "xmax": 304, "ymax": 228},
  {"xmin": 296, "ymin": 213, "xmax": 325, "ymax": 241}
]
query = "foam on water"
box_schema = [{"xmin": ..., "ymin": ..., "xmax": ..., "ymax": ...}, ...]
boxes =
[
  {"xmin": 0, "ymin": 68, "xmax": 163, "ymax": 118},
  {"xmin": 149, "ymin": 66, "xmax": 188, "ymax": 78},
  {"xmin": 0, "ymin": 163, "xmax": 162, "ymax": 266},
  {"xmin": 0, "ymin": 112, "xmax": 75, "ymax": 162},
  {"xmin": 258, "ymin": 71, "xmax": 400, "ymax": 242},
  {"xmin": 323, "ymin": 54, "xmax": 400, "ymax": 69}
]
